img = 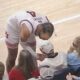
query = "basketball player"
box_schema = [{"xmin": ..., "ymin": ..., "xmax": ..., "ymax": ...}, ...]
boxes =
[{"xmin": 5, "ymin": 10, "xmax": 54, "ymax": 73}]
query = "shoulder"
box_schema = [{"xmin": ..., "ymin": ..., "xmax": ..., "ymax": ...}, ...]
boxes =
[
  {"xmin": 7, "ymin": 11, "xmax": 27, "ymax": 22},
  {"xmin": 9, "ymin": 68, "xmax": 25, "ymax": 80},
  {"xmin": 67, "ymin": 52, "xmax": 78, "ymax": 61},
  {"xmin": 15, "ymin": 11, "xmax": 34, "ymax": 23},
  {"xmin": 67, "ymin": 52, "xmax": 77, "ymax": 58},
  {"xmin": 9, "ymin": 67, "xmax": 22, "ymax": 77},
  {"xmin": 9, "ymin": 67, "xmax": 24, "ymax": 79},
  {"xmin": 34, "ymin": 13, "xmax": 49, "ymax": 23}
]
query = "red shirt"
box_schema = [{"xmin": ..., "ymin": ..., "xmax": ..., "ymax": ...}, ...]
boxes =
[
  {"xmin": 9, "ymin": 68, "xmax": 40, "ymax": 80},
  {"xmin": 31, "ymin": 70, "xmax": 40, "ymax": 78},
  {"xmin": 9, "ymin": 68, "xmax": 26, "ymax": 80}
]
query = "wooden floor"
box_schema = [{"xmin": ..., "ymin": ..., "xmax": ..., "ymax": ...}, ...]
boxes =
[{"xmin": 0, "ymin": 0, "xmax": 80, "ymax": 64}]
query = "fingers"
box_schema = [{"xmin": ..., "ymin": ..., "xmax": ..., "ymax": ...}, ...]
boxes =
[{"xmin": 66, "ymin": 73, "xmax": 73, "ymax": 80}]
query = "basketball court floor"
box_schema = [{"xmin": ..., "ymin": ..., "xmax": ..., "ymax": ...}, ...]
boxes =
[{"xmin": 0, "ymin": 0, "xmax": 80, "ymax": 65}]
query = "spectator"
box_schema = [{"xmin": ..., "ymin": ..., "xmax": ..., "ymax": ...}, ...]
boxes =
[
  {"xmin": 66, "ymin": 36, "xmax": 80, "ymax": 80},
  {"xmin": 67, "ymin": 36, "xmax": 80, "ymax": 76},
  {"xmin": 9, "ymin": 49, "xmax": 40, "ymax": 80},
  {"xmin": 39, "ymin": 41, "xmax": 68, "ymax": 80},
  {"xmin": 5, "ymin": 10, "xmax": 54, "ymax": 73}
]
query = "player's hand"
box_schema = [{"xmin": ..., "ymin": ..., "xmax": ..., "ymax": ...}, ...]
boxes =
[{"xmin": 37, "ymin": 53, "xmax": 46, "ymax": 61}]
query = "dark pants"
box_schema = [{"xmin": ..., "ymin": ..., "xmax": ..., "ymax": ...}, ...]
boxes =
[
  {"xmin": 41, "ymin": 67, "xmax": 80, "ymax": 80},
  {"xmin": 69, "ymin": 67, "xmax": 80, "ymax": 77},
  {"xmin": 52, "ymin": 68, "xmax": 70, "ymax": 80},
  {"xmin": 52, "ymin": 67, "xmax": 80, "ymax": 80}
]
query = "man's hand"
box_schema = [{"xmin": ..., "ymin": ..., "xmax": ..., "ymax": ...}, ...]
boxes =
[
  {"xmin": 66, "ymin": 73, "xmax": 73, "ymax": 80},
  {"xmin": 37, "ymin": 53, "xmax": 46, "ymax": 61}
]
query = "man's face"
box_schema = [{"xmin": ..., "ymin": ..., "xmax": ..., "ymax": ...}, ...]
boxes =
[{"xmin": 39, "ymin": 32, "xmax": 50, "ymax": 40}]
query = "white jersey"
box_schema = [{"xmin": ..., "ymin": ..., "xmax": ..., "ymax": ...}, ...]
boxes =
[
  {"xmin": 39, "ymin": 53, "xmax": 67, "ymax": 79},
  {"xmin": 5, "ymin": 11, "xmax": 49, "ymax": 49}
]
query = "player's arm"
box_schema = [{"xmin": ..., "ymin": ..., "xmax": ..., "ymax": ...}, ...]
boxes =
[{"xmin": 20, "ymin": 23, "xmax": 31, "ymax": 42}]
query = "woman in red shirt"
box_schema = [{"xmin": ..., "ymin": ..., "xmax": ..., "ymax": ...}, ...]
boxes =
[{"xmin": 9, "ymin": 49, "xmax": 40, "ymax": 80}]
